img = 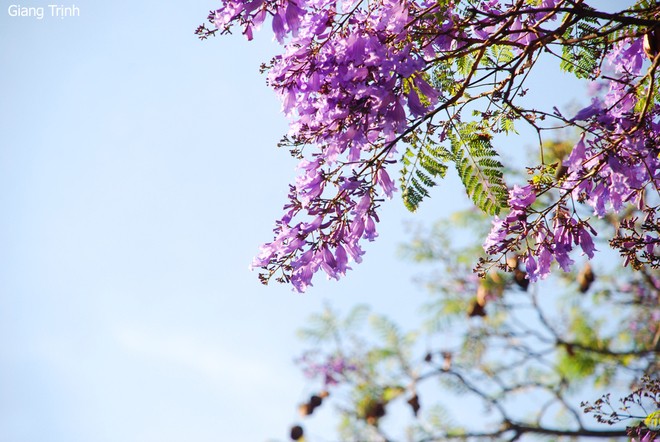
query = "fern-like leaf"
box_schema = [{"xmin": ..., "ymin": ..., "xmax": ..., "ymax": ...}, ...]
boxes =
[
  {"xmin": 400, "ymin": 130, "xmax": 451, "ymax": 212},
  {"xmin": 450, "ymin": 122, "xmax": 508, "ymax": 215},
  {"xmin": 560, "ymin": 17, "xmax": 606, "ymax": 80}
]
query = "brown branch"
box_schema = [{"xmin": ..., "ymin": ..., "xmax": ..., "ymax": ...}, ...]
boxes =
[{"xmin": 418, "ymin": 424, "xmax": 628, "ymax": 441}]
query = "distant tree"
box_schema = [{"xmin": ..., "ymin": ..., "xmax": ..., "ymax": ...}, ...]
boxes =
[
  {"xmin": 199, "ymin": 0, "xmax": 660, "ymax": 292},
  {"xmin": 287, "ymin": 205, "xmax": 659, "ymax": 441}
]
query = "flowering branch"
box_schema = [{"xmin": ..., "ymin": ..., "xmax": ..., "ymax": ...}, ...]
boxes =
[{"xmin": 200, "ymin": 0, "xmax": 660, "ymax": 291}]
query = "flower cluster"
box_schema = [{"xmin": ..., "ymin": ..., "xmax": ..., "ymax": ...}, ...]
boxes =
[
  {"xmin": 210, "ymin": 0, "xmax": 459, "ymax": 291},
  {"xmin": 565, "ymin": 39, "xmax": 660, "ymax": 269},
  {"xmin": 202, "ymin": 0, "xmax": 660, "ymax": 290},
  {"xmin": 297, "ymin": 352, "xmax": 357, "ymax": 386},
  {"xmin": 484, "ymin": 34, "xmax": 660, "ymax": 280},
  {"xmin": 483, "ymin": 184, "xmax": 597, "ymax": 281}
]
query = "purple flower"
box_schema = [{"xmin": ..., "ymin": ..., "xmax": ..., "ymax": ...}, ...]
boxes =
[
  {"xmin": 364, "ymin": 216, "xmax": 378, "ymax": 240},
  {"xmin": 334, "ymin": 244, "xmax": 350, "ymax": 275},
  {"xmin": 319, "ymin": 246, "xmax": 339, "ymax": 280},
  {"xmin": 564, "ymin": 136, "xmax": 586, "ymax": 173},
  {"xmin": 572, "ymin": 98, "xmax": 602, "ymax": 121},
  {"xmin": 284, "ymin": 1, "xmax": 304, "ymax": 36},
  {"xmin": 348, "ymin": 216, "xmax": 365, "ymax": 240},
  {"xmin": 211, "ymin": 0, "xmax": 660, "ymax": 291},
  {"xmin": 578, "ymin": 225, "xmax": 596, "ymax": 258},
  {"xmin": 609, "ymin": 39, "xmax": 644, "ymax": 76},
  {"xmin": 376, "ymin": 168, "xmax": 396, "ymax": 198},
  {"xmin": 413, "ymin": 76, "xmax": 439, "ymax": 102},
  {"xmin": 509, "ymin": 184, "xmax": 536, "ymax": 209},
  {"xmin": 271, "ymin": 11, "xmax": 286, "ymax": 43},
  {"xmin": 524, "ymin": 253, "xmax": 538, "ymax": 281},
  {"xmin": 483, "ymin": 216, "xmax": 506, "ymax": 253},
  {"xmin": 536, "ymin": 244, "xmax": 554, "ymax": 279},
  {"xmin": 407, "ymin": 88, "xmax": 426, "ymax": 117},
  {"xmin": 298, "ymin": 353, "xmax": 357, "ymax": 386},
  {"xmin": 291, "ymin": 262, "xmax": 316, "ymax": 292},
  {"xmin": 343, "ymin": 240, "xmax": 365, "ymax": 263}
]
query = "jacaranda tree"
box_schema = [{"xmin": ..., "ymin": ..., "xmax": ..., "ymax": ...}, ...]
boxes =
[
  {"xmin": 197, "ymin": 0, "xmax": 660, "ymax": 440},
  {"xmin": 198, "ymin": 0, "xmax": 660, "ymax": 292}
]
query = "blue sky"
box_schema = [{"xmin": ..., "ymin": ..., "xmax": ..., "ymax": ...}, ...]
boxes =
[{"xmin": 0, "ymin": 0, "xmax": 615, "ymax": 440}]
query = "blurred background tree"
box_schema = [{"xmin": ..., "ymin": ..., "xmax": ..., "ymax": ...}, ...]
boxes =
[{"xmin": 284, "ymin": 141, "xmax": 660, "ymax": 442}]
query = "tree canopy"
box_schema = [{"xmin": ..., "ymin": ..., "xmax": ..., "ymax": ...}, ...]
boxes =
[
  {"xmin": 198, "ymin": 1, "xmax": 660, "ymax": 440},
  {"xmin": 198, "ymin": 0, "xmax": 660, "ymax": 292}
]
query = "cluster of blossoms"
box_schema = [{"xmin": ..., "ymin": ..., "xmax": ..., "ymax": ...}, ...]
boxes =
[
  {"xmin": 484, "ymin": 184, "xmax": 596, "ymax": 281},
  {"xmin": 201, "ymin": 0, "xmax": 660, "ymax": 290},
  {"xmin": 484, "ymin": 35, "xmax": 660, "ymax": 281},
  {"xmin": 297, "ymin": 351, "xmax": 357, "ymax": 386},
  {"xmin": 206, "ymin": 0, "xmax": 456, "ymax": 291}
]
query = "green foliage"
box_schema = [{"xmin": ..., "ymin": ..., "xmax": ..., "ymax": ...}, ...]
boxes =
[
  {"xmin": 431, "ymin": 60, "xmax": 461, "ymax": 96},
  {"xmin": 556, "ymin": 308, "xmax": 624, "ymax": 386},
  {"xmin": 456, "ymin": 51, "xmax": 477, "ymax": 78},
  {"xmin": 559, "ymin": 17, "xmax": 606, "ymax": 80},
  {"xmin": 297, "ymin": 303, "xmax": 370, "ymax": 342},
  {"xmin": 498, "ymin": 111, "xmax": 516, "ymax": 135},
  {"xmin": 400, "ymin": 129, "xmax": 451, "ymax": 212},
  {"xmin": 449, "ymin": 122, "xmax": 508, "ymax": 215},
  {"xmin": 485, "ymin": 44, "xmax": 515, "ymax": 69},
  {"xmin": 369, "ymin": 314, "xmax": 404, "ymax": 348}
]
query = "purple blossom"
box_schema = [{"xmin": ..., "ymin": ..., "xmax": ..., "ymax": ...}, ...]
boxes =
[
  {"xmin": 376, "ymin": 168, "xmax": 396, "ymax": 198},
  {"xmin": 564, "ymin": 136, "xmax": 586, "ymax": 173},
  {"xmin": 509, "ymin": 184, "xmax": 536, "ymax": 209},
  {"xmin": 578, "ymin": 226, "xmax": 596, "ymax": 258},
  {"xmin": 483, "ymin": 216, "xmax": 506, "ymax": 253},
  {"xmin": 524, "ymin": 253, "xmax": 537, "ymax": 280},
  {"xmin": 334, "ymin": 244, "xmax": 350, "ymax": 275},
  {"xmin": 298, "ymin": 352, "xmax": 357, "ymax": 386},
  {"xmin": 414, "ymin": 76, "xmax": 439, "ymax": 101},
  {"xmin": 608, "ymin": 39, "xmax": 644, "ymax": 76},
  {"xmin": 271, "ymin": 11, "xmax": 286, "ymax": 43},
  {"xmin": 572, "ymin": 98, "xmax": 602, "ymax": 121},
  {"xmin": 536, "ymin": 244, "xmax": 554, "ymax": 280},
  {"xmin": 207, "ymin": 0, "xmax": 660, "ymax": 290},
  {"xmin": 407, "ymin": 88, "xmax": 426, "ymax": 117},
  {"xmin": 364, "ymin": 216, "xmax": 378, "ymax": 240}
]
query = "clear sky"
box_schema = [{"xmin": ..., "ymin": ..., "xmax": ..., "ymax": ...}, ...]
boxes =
[{"xmin": 0, "ymin": 0, "xmax": 611, "ymax": 441}]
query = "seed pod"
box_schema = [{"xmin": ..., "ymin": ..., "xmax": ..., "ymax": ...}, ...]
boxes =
[
  {"xmin": 506, "ymin": 255, "xmax": 519, "ymax": 270},
  {"xmin": 290, "ymin": 425, "xmax": 304, "ymax": 441},
  {"xmin": 298, "ymin": 402, "xmax": 314, "ymax": 417},
  {"xmin": 476, "ymin": 284, "xmax": 488, "ymax": 307},
  {"xmin": 407, "ymin": 394, "xmax": 421, "ymax": 416},
  {"xmin": 644, "ymin": 28, "xmax": 660, "ymax": 60},
  {"xmin": 364, "ymin": 401, "xmax": 386, "ymax": 425},
  {"xmin": 442, "ymin": 351, "xmax": 452, "ymax": 371},
  {"xmin": 555, "ymin": 161, "xmax": 568, "ymax": 181},
  {"xmin": 309, "ymin": 394, "xmax": 323, "ymax": 408},
  {"xmin": 514, "ymin": 269, "xmax": 529, "ymax": 291},
  {"xmin": 565, "ymin": 343, "xmax": 575, "ymax": 357},
  {"xmin": 577, "ymin": 263, "xmax": 595, "ymax": 293},
  {"xmin": 467, "ymin": 298, "xmax": 486, "ymax": 317}
]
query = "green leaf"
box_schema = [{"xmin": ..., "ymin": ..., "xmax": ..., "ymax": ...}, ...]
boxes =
[
  {"xmin": 400, "ymin": 130, "xmax": 451, "ymax": 212},
  {"xmin": 449, "ymin": 122, "xmax": 508, "ymax": 215},
  {"xmin": 559, "ymin": 18, "xmax": 606, "ymax": 80}
]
